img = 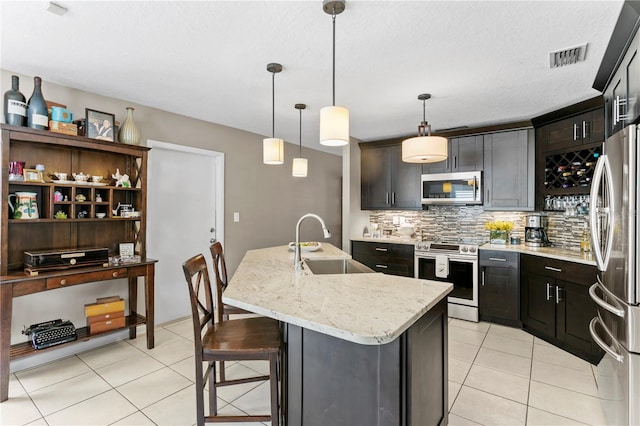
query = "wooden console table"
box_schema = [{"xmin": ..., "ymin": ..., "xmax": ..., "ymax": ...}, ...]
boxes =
[{"xmin": 0, "ymin": 259, "xmax": 156, "ymax": 402}]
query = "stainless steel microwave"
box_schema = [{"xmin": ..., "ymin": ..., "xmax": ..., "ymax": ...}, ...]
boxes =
[{"xmin": 421, "ymin": 171, "xmax": 482, "ymax": 205}]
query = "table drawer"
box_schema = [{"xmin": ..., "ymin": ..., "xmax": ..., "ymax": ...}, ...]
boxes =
[{"xmin": 46, "ymin": 268, "xmax": 128, "ymax": 289}]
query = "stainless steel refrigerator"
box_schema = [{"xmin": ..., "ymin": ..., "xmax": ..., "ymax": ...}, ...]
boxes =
[{"xmin": 589, "ymin": 124, "xmax": 640, "ymax": 426}]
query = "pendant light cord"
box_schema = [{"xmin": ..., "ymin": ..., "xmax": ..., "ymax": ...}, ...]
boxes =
[
  {"xmin": 299, "ymin": 108, "xmax": 303, "ymax": 157},
  {"xmin": 271, "ymin": 71, "xmax": 276, "ymax": 138},
  {"xmin": 332, "ymin": 9, "xmax": 336, "ymax": 106}
]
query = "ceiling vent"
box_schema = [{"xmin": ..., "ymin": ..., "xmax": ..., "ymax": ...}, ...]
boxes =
[{"xmin": 549, "ymin": 44, "xmax": 588, "ymax": 68}]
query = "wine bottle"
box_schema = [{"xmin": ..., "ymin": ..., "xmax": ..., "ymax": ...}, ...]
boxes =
[
  {"xmin": 27, "ymin": 76, "xmax": 49, "ymax": 130},
  {"xmin": 3, "ymin": 75, "xmax": 27, "ymax": 126}
]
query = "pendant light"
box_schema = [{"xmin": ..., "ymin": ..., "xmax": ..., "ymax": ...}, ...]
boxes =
[
  {"xmin": 319, "ymin": 0, "xmax": 349, "ymax": 147},
  {"xmin": 263, "ymin": 63, "xmax": 284, "ymax": 165},
  {"xmin": 402, "ymin": 94, "xmax": 448, "ymax": 163},
  {"xmin": 292, "ymin": 104, "xmax": 308, "ymax": 177}
]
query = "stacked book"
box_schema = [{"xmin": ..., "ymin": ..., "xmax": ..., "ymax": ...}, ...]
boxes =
[{"xmin": 85, "ymin": 296, "xmax": 125, "ymax": 334}]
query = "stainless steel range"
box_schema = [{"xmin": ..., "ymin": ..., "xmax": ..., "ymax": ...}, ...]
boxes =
[{"xmin": 415, "ymin": 240, "xmax": 479, "ymax": 322}]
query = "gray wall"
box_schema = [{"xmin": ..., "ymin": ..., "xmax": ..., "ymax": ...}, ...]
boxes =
[
  {"xmin": 1, "ymin": 70, "xmax": 343, "ymax": 275},
  {"xmin": 2, "ymin": 70, "xmax": 342, "ymax": 358}
]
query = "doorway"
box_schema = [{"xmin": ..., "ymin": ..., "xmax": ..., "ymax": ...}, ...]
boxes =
[{"xmin": 147, "ymin": 140, "xmax": 224, "ymax": 324}]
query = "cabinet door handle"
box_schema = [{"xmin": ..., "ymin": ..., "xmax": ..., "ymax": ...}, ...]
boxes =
[
  {"xmin": 454, "ymin": 156, "xmax": 458, "ymax": 170},
  {"xmin": 375, "ymin": 248, "xmax": 388, "ymax": 252},
  {"xmin": 112, "ymin": 272, "xmax": 119, "ymax": 278},
  {"xmin": 583, "ymin": 120, "xmax": 589, "ymax": 139},
  {"xmin": 573, "ymin": 123, "xmax": 578, "ymax": 141},
  {"xmin": 488, "ymin": 257, "xmax": 507, "ymax": 262},
  {"xmin": 375, "ymin": 264, "xmax": 388, "ymax": 269},
  {"xmin": 391, "ymin": 192, "xmax": 395, "ymax": 205},
  {"xmin": 556, "ymin": 286, "xmax": 563, "ymax": 304},
  {"xmin": 546, "ymin": 283, "xmax": 553, "ymax": 301},
  {"xmin": 481, "ymin": 268, "xmax": 485, "ymax": 286},
  {"xmin": 386, "ymin": 192, "xmax": 390, "ymax": 204},
  {"xmin": 613, "ymin": 97, "xmax": 619, "ymax": 125},
  {"xmin": 60, "ymin": 279, "xmax": 67, "ymax": 286},
  {"xmin": 544, "ymin": 266, "xmax": 562, "ymax": 272}
]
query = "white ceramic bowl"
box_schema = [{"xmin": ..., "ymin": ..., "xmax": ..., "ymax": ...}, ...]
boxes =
[{"xmin": 95, "ymin": 213, "xmax": 106, "ymax": 218}]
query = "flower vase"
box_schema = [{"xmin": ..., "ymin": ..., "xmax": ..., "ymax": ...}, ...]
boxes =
[
  {"xmin": 119, "ymin": 107, "xmax": 141, "ymax": 145},
  {"xmin": 490, "ymin": 230, "xmax": 508, "ymax": 244}
]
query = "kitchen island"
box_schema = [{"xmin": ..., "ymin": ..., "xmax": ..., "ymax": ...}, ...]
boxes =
[{"xmin": 223, "ymin": 243, "xmax": 452, "ymax": 426}]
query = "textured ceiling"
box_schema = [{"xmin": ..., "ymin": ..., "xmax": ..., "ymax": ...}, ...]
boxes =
[{"xmin": 0, "ymin": 1, "xmax": 624, "ymax": 154}]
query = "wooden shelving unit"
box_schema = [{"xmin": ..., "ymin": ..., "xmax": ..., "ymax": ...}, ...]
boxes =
[{"xmin": 0, "ymin": 124, "xmax": 156, "ymax": 403}]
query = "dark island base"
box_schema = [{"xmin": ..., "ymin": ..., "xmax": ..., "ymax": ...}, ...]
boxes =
[{"xmin": 285, "ymin": 298, "xmax": 448, "ymax": 426}]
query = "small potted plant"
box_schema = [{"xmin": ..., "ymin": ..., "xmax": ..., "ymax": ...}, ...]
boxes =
[{"xmin": 485, "ymin": 220, "xmax": 514, "ymax": 244}]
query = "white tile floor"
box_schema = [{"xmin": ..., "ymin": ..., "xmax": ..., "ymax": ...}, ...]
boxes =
[{"xmin": 1, "ymin": 318, "xmax": 606, "ymax": 426}]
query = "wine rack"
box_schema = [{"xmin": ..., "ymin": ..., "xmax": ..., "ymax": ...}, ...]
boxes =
[{"xmin": 544, "ymin": 146, "xmax": 602, "ymax": 191}]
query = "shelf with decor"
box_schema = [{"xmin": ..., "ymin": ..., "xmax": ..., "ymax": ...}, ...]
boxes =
[{"xmin": 0, "ymin": 123, "xmax": 156, "ymax": 403}]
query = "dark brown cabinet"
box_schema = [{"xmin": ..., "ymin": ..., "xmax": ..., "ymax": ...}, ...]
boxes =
[
  {"xmin": 351, "ymin": 240, "xmax": 414, "ymax": 277},
  {"xmin": 606, "ymin": 29, "xmax": 639, "ymax": 136},
  {"xmin": 541, "ymin": 109, "xmax": 605, "ymax": 151},
  {"xmin": 360, "ymin": 143, "xmax": 421, "ymax": 210},
  {"xmin": 532, "ymin": 97, "xmax": 605, "ymax": 210},
  {"xmin": 520, "ymin": 254, "xmax": 603, "ymax": 364},
  {"xmin": 421, "ymin": 135, "xmax": 483, "ymax": 174},
  {"xmin": 479, "ymin": 250, "xmax": 520, "ymax": 327}
]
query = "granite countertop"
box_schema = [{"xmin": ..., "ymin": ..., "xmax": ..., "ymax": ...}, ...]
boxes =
[
  {"xmin": 223, "ymin": 243, "xmax": 452, "ymax": 345},
  {"xmin": 351, "ymin": 236, "xmax": 417, "ymax": 246},
  {"xmin": 480, "ymin": 243, "xmax": 597, "ymax": 266}
]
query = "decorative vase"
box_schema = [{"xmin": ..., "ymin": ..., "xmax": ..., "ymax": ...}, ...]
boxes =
[
  {"xmin": 4, "ymin": 75, "xmax": 27, "ymax": 126},
  {"xmin": 118, "ymin": 107, "xmax": 141, "ymax": 145},
  {"xmin": 490, "ymin": 230, "xmax": 508, "ymax": 244},
  {"xmin": 27, "ymin": 76, "xmax": 48, "ymax": 130}
]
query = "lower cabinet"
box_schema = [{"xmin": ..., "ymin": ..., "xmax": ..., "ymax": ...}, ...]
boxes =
[
  {"xmin": 351, "ymin": 240, "xmax": 414, "ymax": 277},
  {"xmin": 285, "ymin": 298, "xmax": 448, "ymax": 425},
  {"xmin": 479, "ymin": 250, "xmax": 520, "ymax": 327},
  {"xmin": 520, "ymin": 254, "xmax": 604, "ymax": 364}
]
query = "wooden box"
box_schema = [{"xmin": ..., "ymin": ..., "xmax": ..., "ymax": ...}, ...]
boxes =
[
  {"xmin": 49, "ymin": 120, "xmax": 78, "ymax": 136},
  {"xmin": 84, "ymin": 296, "xmax": 125, "ymax": 317},
  {"xmin": 88, "ymin": 315, "xmax": 126, "ymax": 334}
]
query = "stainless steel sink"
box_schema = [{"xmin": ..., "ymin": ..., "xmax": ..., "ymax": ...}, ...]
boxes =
[{"xmin": 304, "ymin": 258, "xmax": 375, "ymax": 275}]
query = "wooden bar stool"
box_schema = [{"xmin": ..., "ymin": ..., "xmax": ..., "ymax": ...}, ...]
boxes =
[{"xmin": 182, "ymin": 253, "xmax": 281, "ymax": 425}]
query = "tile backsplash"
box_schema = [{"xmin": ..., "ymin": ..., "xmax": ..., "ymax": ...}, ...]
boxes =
[{"xmin": 367, "ymin": 207, "xmax": 589, "ymax": 249}]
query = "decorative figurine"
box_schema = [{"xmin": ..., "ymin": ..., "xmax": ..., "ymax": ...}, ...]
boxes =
[{"xmin": 112, "ymin": 168, "xmax": 131, "ymax": 188}]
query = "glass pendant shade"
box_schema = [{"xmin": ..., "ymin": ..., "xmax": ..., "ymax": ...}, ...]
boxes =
[
  {"xmin": 263, "ymin": 137, "xmax": 284, "ymax": 164},
  {"xmin": 319, "ymin": 105, "xmax": 349, "ymax": 146},
  {"xmin": 402, "ymin": 135, "xmax": 448, "ymax": 163},
  {"xmin": 292, "ymin": 157, "xmax": 308, "ymax": 177}
]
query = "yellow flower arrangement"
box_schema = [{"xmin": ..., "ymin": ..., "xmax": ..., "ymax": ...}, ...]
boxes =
[{"xmin": 484, "ymin": 220, "xmax": 514, "ymax": 232}]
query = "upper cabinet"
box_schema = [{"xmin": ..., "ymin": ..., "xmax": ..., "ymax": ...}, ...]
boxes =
[
  {"xmin": 483, "ymin": 129, "xmax": 535, "ymax": 211},
  {"xmin": 593, "ymin": 2, "xmax": 640, "ymax": 137},
  {"xmin": 360, "ymin": 143, "xmax": 421, "ymax": 210},
  {"xmin": 532, "ymin": 97, "xmax": 605, "ymax": 210},
  {"xmin": 421, "ymin": 135, "xmax": 483, "ymax": 174}
]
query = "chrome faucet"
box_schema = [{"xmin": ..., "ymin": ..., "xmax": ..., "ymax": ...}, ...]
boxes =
[{"xmin": 294, "ymin": 213, "xmax": 331, "ymax": 270}]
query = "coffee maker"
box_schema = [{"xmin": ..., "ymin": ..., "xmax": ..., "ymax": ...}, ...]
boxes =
[{"xmin": 525, "ymin": 213, "xmax": 550, "ymax": 247}]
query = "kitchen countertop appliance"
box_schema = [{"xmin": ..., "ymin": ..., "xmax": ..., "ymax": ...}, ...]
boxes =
[
  {"xmin": 588, "ymin": 124, "xmax": 639, "ymax": 426},
  {"xmin": 415, "ymin": 240, "xmax": 479, "ymax": 321},
  {"xmin": 524, "ymin": 213, "xmax": 550, "ymax": 247}
]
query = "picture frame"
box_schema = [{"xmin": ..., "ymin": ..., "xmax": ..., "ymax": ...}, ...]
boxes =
[
  {"xmin": 23, "ymin": 168, "xmax": 43, "ymax": 183},
  {"xmin": 85, "ymin": 108, "xmax": 115, "ymax": 142}
]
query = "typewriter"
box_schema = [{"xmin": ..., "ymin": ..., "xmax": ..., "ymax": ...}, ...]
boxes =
[{"xmin": 22, "ymin": 319, "xmax": 78, "ymax": 349}]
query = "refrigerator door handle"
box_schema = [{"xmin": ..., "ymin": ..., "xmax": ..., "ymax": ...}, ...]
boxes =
[
  {"xmin": 589, "ymin": 154, "xmax": 614, "ymax": 271},
  {"xmin": 589, "ymin": 279, "xmax": 625, "ymax": 318},
  {"xmin": 589, "ymin": 316, "xmax": 624, "ymax": 363}
]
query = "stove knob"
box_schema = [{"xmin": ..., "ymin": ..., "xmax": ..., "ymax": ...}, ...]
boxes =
[
  {"xmin": 461, "ymin": 246, "xmax": 468, "ymax": 253},
  {"xmin": 469, "ymin": 246, "xmax": 477, "ymax": 253}
]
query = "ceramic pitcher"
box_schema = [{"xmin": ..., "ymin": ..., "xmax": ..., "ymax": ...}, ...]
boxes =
[{"xmin": 8, "ymin": 192, "xmax": 39, "ymax": 219}]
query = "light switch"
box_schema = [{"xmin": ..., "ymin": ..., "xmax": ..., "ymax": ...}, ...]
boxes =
[{"xmin": 233, "ymin": 212, "xmax": 240, "ymax": 222}]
